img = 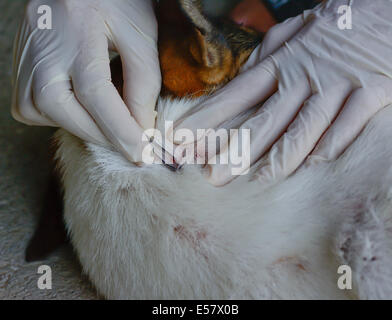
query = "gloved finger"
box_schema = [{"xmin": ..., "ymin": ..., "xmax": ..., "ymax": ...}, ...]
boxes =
[
  {"xmin": 112, "ymin": 6, "xmax": 161, "ymax": 129},
  {"xmin": 255, "ymin": 84, "xmax": 353, "ymax": 185},
  {"xmin": 174, "ymin": 127, "xmax": 230, "ymax": 166},
  {"xmin": 11, "ymin": 21, "xmax": 57, "ymax": 127},
  {"xmin": 172, "ymin": 56, "xmax": 278, "ymax": 143},
  {"xmin": 71, "ymin": 36, "xmax": 144, "ymax": 162},
  {"xmin": 206, "ymin": 80, "xmax": 311, "ymax": 186},
  {"xmin": 12, "ymin": 79, "xmax": 58, "ymax": 127},
  {"xmin": 33, "ymin": 77, "xmax": 109, "ymax": 146},
  {"xmin": 242, "ymin": 14, "xmax": 306, "ymax": 72},
  {"xmin": 308, "ymin": 80, "xmax": 392, "ymax": 164}
]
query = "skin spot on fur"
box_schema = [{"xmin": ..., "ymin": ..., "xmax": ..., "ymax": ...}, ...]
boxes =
[
  {"xmin": 174, "ymin": 225, "xmax": 207, "ymax": 242},
  {"xmin": 174, "ymin": 224, "xmax": 208, "ymax": 261},
  {"xmin": 273, "ymin": 256, "xmax": 308, "ymax": 272}
]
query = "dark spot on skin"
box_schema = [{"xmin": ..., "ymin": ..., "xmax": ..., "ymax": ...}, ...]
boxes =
[{"xmin": 296, "ymin": 264, "xmax": 306, "ymax": 271}]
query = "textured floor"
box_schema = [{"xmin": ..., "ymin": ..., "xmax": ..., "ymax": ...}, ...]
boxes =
[{"xmin": 0, "ymin": 0, "xmax": 97, "ymax": 300}]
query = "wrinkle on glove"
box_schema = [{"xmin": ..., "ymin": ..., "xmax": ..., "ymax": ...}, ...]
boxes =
[
  {"xmin": 174, "ymin": 0, "xmax": 392, "ymax": 186},
  {"xmin": 12, "ymin": 0, "xmax": 161, "ymax": 163}
]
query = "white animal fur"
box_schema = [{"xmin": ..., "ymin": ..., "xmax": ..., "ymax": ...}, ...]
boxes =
[{"xmin": 55, "ymin": 96, "xmax": 392, "ymax": 300}]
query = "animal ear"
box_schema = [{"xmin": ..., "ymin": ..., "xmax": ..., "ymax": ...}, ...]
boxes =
[
  {"xmin": 189, "ymin": 29, "xmax": 222, "ymax": 68},
  {"xmin": 178, "ymin": 0, "xmax": 214, "ymax": 35},
  {"xmin": 178, "ymin": 0, "xmax": 223, "ymax": 68}
]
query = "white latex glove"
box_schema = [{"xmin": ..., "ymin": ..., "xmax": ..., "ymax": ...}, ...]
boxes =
[
  {"xmin": 12, "ymin": 0, "xmax": 161, "ymax": 162},
  {"xmin": 174, "ymin": 0, "xmax": 392, "ymax": 186}
]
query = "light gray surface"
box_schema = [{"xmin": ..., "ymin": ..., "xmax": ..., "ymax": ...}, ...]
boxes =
[
  {"xmin": 204, "ymin": 0, "xmax": 241, "ymax": 16},
  {"xmin": 0, "ymin": 0, "xmax": 97, "ymax": 300}
]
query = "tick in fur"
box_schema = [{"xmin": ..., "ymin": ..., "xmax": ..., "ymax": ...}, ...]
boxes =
[
  {"xmin": 27, "ymin": 0, "xmax": 263, "ymax": 262},
  {"xmin": 27, "ymin": 0, "xmax": 392, "ymax": 299}
]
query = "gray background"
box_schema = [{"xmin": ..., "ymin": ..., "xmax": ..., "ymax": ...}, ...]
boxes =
[
  {"xmin": 204, "ymin": 0, "xmax": 241, "ymax": 16},
  {"xmin": 0, "ymin": 0, "xmax": 98, "ymax": 299}
]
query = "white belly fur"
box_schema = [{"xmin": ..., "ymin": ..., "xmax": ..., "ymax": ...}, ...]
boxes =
[{"xmin": 55, "ymin": 97, "xmax": 392, "ymax": 299}]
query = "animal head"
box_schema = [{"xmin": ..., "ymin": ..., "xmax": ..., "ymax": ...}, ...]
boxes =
[
  {"xmin": 111, "ymin": 0, "xmax": 262, "ymax": 99},
  {"xmin": 158, "ymin": 0, "xmax": 262, "ymax": 97}
]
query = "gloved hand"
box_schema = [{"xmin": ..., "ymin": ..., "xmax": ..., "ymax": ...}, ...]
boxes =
[
  {"xmin": 174, "ymin": 0, "xmax": 392, "ymax": 186},
  {"xmin": 12, "ymin": 0, "xmax": 161, "ymax": 162}
]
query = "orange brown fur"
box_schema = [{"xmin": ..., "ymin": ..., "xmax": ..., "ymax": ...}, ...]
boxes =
[
  {"xmin": 112, "ymin": 0, "xmax": 262, "ymax": 99},
  {"xmin": 158, "ymin": 0, "xmax": 262, "ymax": 98}
]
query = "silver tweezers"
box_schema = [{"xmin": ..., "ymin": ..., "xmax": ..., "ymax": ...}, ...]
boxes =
[{"xmin": 149, "ymin": 136, "xmax": 183, "ymax": 172}]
